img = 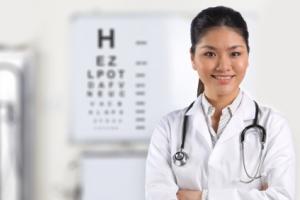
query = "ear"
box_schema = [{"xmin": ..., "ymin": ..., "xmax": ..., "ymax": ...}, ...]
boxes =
[{"xmin": 190, "ymin": 50, "xmax": 197, "ymax": 70}]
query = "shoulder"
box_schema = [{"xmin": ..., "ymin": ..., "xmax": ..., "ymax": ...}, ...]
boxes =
[
  {"xmin": 242, "ymin": 92, "xmax": 293, "ymax": 144},
  {"xmin": 255, "ymin": 102, "xmax": 292, "ymax": 140},
  {"xmin": 157, "ymin": 107, "xmax": 187, "ymax": 130},
  {"xmin": 242, "ymin": 91, "xmax": 288, "ymax": 126},
  {"xmin": 258, "ymin": 103, "xmax": 288, "ymax": 127},
  {"xmin": 152, "ymin": 103, "xmax": 192, "ymax": 137}
]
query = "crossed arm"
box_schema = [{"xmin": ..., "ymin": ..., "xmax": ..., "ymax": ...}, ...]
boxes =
[
  {"xmin": 146, "ymin": 115, "xmax": 295, "ymax": 200},
  {"xmin": 176, "ymin": 184, "xmax": 268, "ymax": 200}
]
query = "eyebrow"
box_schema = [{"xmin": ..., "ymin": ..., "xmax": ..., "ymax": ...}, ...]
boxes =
[
  {"xmin": 228, "ymin": 45, "xmax": 246, "ymax": 50},
  {"xmin": 199, "ymin": 45, "xmax": 246, "ymax": 50}
]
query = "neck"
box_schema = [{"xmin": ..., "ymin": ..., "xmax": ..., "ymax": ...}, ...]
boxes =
[{"xmin": 204, "ymin": 88, "xmax": 240, "ymax": 112}]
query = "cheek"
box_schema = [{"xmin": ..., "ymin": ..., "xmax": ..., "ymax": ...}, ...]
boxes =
[
  {"xmin": 194, "ymin": 60, "xmax": 215, "ymax": 75},
  {"xmin": 233, "ymin": 61, "xmax": 248, "ymax": 76},
  {"xmin": 196, "ymin": 66, "xmax": 212, "ymax": 79}
]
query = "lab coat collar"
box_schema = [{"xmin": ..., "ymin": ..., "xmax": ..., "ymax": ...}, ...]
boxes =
[
  {"xmin": 184, "ymin": 90, "xmax": 255, "ymax": 121},
  {"xmin": 184, "ymin": 95, "xmax": 202, "ymax": 116},
  {"xmin": 184, "ymin": 90, "xmax": 256, "ymax": 147},
  {"xmin": 217, "ymin": 94, "xmax": 256, "ymax": 145},
  {"xmin": 184, "ymin": 95, "xmax": 213, "ymax": 149},
  {"xmin": 201, "ymin": 90, "xmax": 243, "ymax": 117}
]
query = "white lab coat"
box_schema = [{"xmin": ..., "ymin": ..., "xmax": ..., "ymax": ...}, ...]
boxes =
[{"xmin": 145, "ymin": 91, "xmax": 296, "ymax": 200}]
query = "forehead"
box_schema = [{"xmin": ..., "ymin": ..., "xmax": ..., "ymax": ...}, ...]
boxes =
[{"xmin": 197, "ymin": 26, "xmax": 246, "ymax": 47}]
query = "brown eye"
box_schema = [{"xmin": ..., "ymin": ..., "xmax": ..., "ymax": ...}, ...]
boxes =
[
  {"xmin": 204, "ymin": 52, "xmax": 216, "ymax": 57},
  {"xmin": 231, "ymin": 52, "xmax": 241, "ymax": 57}
]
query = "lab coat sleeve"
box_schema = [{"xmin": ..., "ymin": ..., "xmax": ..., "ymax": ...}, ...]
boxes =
[
  {"xmin": 145, "ymin": 116, "xmax": 179, "ymax": 200},
  {"xmin": 207, "ymin": 116, "xmax": 296, "ymax": 200}
]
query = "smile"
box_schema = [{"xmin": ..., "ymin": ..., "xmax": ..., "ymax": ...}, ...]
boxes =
[{"xmin": 211, "ymin": 75, "xmax": 235, "ymax": 80}]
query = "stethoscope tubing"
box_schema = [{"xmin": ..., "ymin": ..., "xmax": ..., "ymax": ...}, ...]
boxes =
[{"xmin": 173, "ymin": 100, "xmax": 267, "ymax": 183}]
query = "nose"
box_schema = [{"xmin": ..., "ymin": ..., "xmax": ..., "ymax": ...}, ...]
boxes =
[{"xmin": 216, "ymin": 54, "xmax": 232, "ymax": 72}]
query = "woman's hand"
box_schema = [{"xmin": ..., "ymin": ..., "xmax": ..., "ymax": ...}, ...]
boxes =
[
  {"xmin": 176, "ymin": 183, "xmax": 267, "ymax": 200},
  {"xmin": 176, "ymin": 189, "xmax": 202, "ymax": 200},
  {"xmin": 260, "ymin": 183, "xmax": 268, "ymax": 191}
]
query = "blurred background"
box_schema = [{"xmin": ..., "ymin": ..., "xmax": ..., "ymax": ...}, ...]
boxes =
[{"xmin": 0, "ymin": 0, "xmax": 299, "ymax": 200}]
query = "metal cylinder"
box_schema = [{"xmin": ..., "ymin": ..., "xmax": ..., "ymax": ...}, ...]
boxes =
[{"xmin": 0, "ymin": 65, "xmax": 21, "ymax": 200}]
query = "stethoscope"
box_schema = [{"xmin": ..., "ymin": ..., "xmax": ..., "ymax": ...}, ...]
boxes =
[{"xmin": 173, "ymin": 100, "xmax": 266, "ymax": 183}]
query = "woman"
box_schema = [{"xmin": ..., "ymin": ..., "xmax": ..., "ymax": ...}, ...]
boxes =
[{"xmin": 145, "ymin": 6, "xmax": 296, "ymax": 200}]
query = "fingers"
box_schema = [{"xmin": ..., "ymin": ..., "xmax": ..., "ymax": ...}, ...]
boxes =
[
  {"xmin": 176, "ymin": 189, "xmax": 202, "ymax": 200},
  {"xmin": 260, "ymin": 183, "xmax": 268, "ymax": 191}
]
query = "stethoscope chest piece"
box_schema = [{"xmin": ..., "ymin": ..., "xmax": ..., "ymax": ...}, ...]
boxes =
[
  {"xmin": 173, "ymin": 99, "xmax": 267, "ymax": 184},
  {"xmin": 173, "ymin": 150, "xmax": 188, "ymax": 166}
]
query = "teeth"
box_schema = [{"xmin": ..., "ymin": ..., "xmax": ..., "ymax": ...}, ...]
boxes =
[{"xmin": 214, "ymin": 76, "xmax": 233, "ymax": 80}]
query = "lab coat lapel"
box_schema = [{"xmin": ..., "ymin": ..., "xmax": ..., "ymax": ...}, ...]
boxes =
[
  {"xmin": 216, "ymin": 112, "xmax": 245, "ymax": 145},
  {"xmin": 217, "ymin": 93, "xmax": 255, "ymax": 145},
  {"xmin": 185, "ymin": 96, "xmax": 213, "ymax": 149},
  {"xmin": 192, "ymin": 109, "xmax": 213, "ymax": 149},
  {"xmin": 185, "ymin": 92, "xmax": 255, "ymax": 149}
]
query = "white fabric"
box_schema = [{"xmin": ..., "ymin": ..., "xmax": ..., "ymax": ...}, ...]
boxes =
[
  {"xmin": 202, "ymin": 189, "xmax": 208, "ymax": 200},
  {"xmin": 145, "ymin": 91, "xmax": 296, "ymax": 200},
  {"xmin": 201, "ymin": 90, "xmax": 243, "ymax": 147}
]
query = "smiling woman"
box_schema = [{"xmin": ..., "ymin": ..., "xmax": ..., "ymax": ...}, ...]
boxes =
[
  {"xmin": 191, "ymin": 26, "xmax": 249, "ymax": 103},
  {"xmin": 145, "ymin": 6, "xmax": 296, "ymax": 200}
]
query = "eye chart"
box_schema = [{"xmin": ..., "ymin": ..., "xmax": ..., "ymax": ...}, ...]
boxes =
[{"xmin": 70, "ymin": 14, "xmax": 196, "ymax": 142}]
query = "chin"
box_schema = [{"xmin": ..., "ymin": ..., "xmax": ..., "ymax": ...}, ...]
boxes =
[{"xmin": 215, "ymin": 87, "xmax": 238, "ymax": 97}]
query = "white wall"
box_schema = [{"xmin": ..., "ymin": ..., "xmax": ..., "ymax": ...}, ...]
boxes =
[{"xmin": 0, "ymin": 0, "xmax": 299, "ymax": 199}]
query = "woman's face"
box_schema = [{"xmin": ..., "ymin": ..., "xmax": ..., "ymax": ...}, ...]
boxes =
[{"xmin": 191, "ymin": 26, "xmax": 249, "ymax": 98}]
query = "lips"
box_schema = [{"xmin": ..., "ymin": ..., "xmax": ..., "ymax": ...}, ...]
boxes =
[
  {"xmin": 211, "ymin": 75, "xmax": 236, "ymax": 85},
  {"xmin": 211, "ymin": 75, "xmax": 235, "ymax": 80}
]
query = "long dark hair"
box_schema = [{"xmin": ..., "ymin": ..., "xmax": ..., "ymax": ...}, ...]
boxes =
[{"xmin": 190, "ymin": 6, "xmax": 250, "ymax": 96}]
